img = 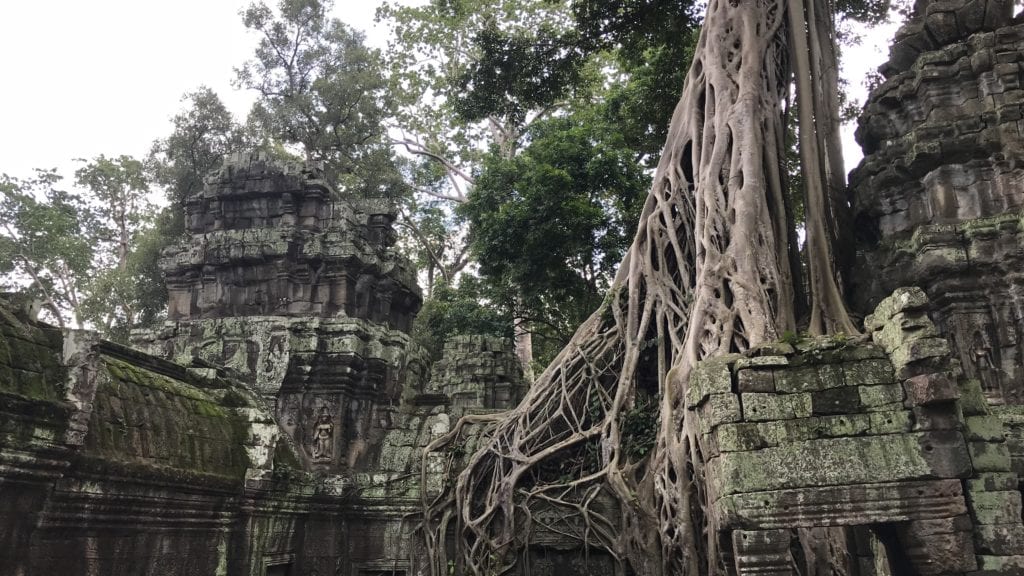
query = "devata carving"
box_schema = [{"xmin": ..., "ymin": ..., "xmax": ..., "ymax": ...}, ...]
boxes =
[{"xmin": 311, "ymin": 407, "xmax": 334, "ymax": 461}]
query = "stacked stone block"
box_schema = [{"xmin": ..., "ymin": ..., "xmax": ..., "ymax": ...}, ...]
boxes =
[
  {"xmin": 691, "ymin": 285, "xmax": 1024, "ymax": 574},
  {"xmin": 850, "ymin": 14, "xmax": 1024, "ymax": 408},
  {"xmin": 162, "ymin": 151, "xmax": 420, "ymax": 329},
  {"xmin": 880, "ymin": 0, "xmax": 1013, "ymax": 78},
  {"xmin": 0, "ymin": 296, "xmax": 319, "ymax": 575},
  {"xmin": 430, "ymin": 334, "xmax": 526, "ymax": 413}
]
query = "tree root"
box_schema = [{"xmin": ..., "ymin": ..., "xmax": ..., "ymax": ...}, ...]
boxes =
[{"xmin": 419, "ymin": 0, "xmax": 858, "ymax": 574}]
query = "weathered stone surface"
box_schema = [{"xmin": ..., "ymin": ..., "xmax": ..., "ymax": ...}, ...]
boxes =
[
  {"xmin": 904, "ymin": 371, "xmax": 960, "ymax": 405},
  {"xmin": 428, "ymin": 335, "xmax": 526, "ymax": 413},
  {"xmin": 715, "ymin": 479, "xmax": 967, "ymax": 529},
  {"xmin": 968, "ymin": 489, "xmax": 1024, "ymax": 525},
  {"xmin": 741, "ymin": 393, "xmax": 811, "ymax": 422},
  {"xmin": 699, "ymin": 393, "xmax": 743, "ymax": 434},
  {"xmin": 974, "ymin": 522, "xmax": 1024, "ymax": 555},
  {"xmin": 686, "ymin": 355, "xmax": 738, "ymax": 408},
  {"xmin": 708, "ymin": 431, "xmax": 971, "ymax": 497},
  {"xmin": 731, "ymin": 529, "xmax": 794, "ymax": 576},
  {"xmin": 867, "ymin": 288, "xmax": 931, "ymax": 331},
  {"xmin": 965, "ymin": 414, "xmax": 1008, "ymax": 441},
  {"xmin": 161, "ymin": 152, "xmax": 421, "ymax": 328},
  {"xmin": 974, "ymin": 555, "xmax": 1024, "ymax": 576},
  {"xmin": 968, "ymin": 439, "xmax": 1014, "ymax": 472},
  {"xmin": 737, "ymin": 368, "xmax": 775, "ymax": 393}
]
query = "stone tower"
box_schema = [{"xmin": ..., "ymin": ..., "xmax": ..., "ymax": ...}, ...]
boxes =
[{"xmin": 134, "ymin": 152, "xmax": 425, "ymax": 474}]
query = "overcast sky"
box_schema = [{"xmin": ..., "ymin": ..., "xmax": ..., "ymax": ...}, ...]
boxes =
[{"xmin": 0, "ymin": 1, "xmax": 896, "ymax": 183}]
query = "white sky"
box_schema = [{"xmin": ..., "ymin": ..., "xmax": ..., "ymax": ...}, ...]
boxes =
[{"xmin": 0, "ymin": 1, "xmax": 896, "ymax": 183}]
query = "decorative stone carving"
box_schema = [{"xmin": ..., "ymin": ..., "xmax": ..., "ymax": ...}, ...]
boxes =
[
  {"xmin": 311, "ymin": 407, "xmax": 335, "ymax": 462},
  {"xmin": 161, "ymin": 151, "xmax": 419, "ymax": 329}
]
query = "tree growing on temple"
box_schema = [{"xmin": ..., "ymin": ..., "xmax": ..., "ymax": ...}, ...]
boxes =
[
  {"xmin": 235, "ymin": 0, "xmax": 402, "ymax": 196},
  {"xmin": 420, "ymin": 0, "xmax": 889, "ymax": 574}
]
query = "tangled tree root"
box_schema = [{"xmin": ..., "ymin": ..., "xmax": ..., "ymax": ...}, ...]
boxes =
[{"xmin": 419, "ymin": 0, "xmax": 857, "ymax": 574}]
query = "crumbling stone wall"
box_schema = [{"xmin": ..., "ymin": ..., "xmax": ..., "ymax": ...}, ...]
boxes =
[
  {"xmin": 694, "ymin": 288, "xmax": 1024, "ymax": 575},
  {"xmin": 428, "ymin": 335, "xmax": 526, "ymax": 414},
  {"xmin": 165, "ymin": 152, "xmax": 419, "ymax": 329},
  {"xmin": 850, "ymin": 6, "xmax": 1024, "ymax": 406},
  {"xmin": 0, "ymin": 297, "xmax": 315, "ymax": 576}
]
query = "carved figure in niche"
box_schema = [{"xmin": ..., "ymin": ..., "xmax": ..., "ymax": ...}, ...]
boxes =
[
  {"xmin": 311, "ymin": 407, "xmax": 334, "ymax": 461},
  {"xmin": 970, "ymin": 330, "xmax": 1002, "ymax": 400}
]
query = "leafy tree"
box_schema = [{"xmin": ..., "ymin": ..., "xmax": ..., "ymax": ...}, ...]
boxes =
[
  {"xmin": 74, "ymin": 155, "xmax": 155, "ymax": 340},
  {"xmin": 236, "ymin": 0, "xmax": 402, "ymax": 196},
  {"xmin": 379, "ymin": 0, "xmax": 586, "ymax": 373},
  {"xmin": 139, "ymin": 87, "xmax": 251, "ymax": 326},
  {"xmin": 1, "ymin": 157, "xmax": 156, "ymax": 338},
  {"xmin": 148, "ymin": 87, "xmax": 248, "ymax": 210},
  {"xmin": 0, "ymin": 170, "xmax": 95, "ymax": 328},
  {"xmin": 462, "ymin": 105, "xmax": 649, "ymax": 364}
]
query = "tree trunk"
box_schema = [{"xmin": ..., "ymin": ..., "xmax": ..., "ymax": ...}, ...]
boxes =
[{"xmin": 422, "ymin": 0, "xmax": 857, "ymax": 574}]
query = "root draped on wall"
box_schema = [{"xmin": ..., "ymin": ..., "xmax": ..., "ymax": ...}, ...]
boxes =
[{"xmin": 419, "ymin": 0, "xmax": 857, "ymax": 574}]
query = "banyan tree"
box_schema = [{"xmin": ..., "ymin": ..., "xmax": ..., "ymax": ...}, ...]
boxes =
[{"xmin": 422, "ymin": 0, "xmax": 870, "ymax": 573}]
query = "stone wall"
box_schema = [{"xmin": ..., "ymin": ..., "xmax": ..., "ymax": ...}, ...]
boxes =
[
  {"xmin": 850, "ymin": 11, "xmax": 1024, "ymax": 406},
  {"xmin": 428, "ymin": 335, "xmax": 526, "ymax": 414},
  {"xmin": 0, "ymin": 298, "xmax": 320, "ymax": 576},
  {"xmin": 693, "ymin": 288, "xmax": 1024, "ymax": 575}
]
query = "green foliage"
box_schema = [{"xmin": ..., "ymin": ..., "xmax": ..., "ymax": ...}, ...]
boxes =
[
  {"xmin": 148, "ymin": 87, "xmax": 247, "ymax": 208},
  {"xmin": 620, "ymin": 393, "xmax": 657, "ymax": 459},
  {"xmin": 73, "ymin": 155, "xmax": 152, "ymax": 265},
  {"xmin": 461, "ymin": 104, "xmax": 649, "ymax": 361},
  {"xmin": 572, "ymin": 0, "xmax": 701, "ymax": 163},
  {"xmin": 453, "ymin": 23, "xmax": 588, "ymax": 126},
  {"xmin": 0, "ymin": 170, "xmax": 95, "ymax": 327},
  {"xmin": 412, "ymin": 277, "xmax": 512, "ymax": 359},
  {"xmin": 73, "ymin": 155, "xmax": 156, "ymax": 340},
  {"xmin": 237, "ymin": 0, "xmax": 402, "ymax": 196}
]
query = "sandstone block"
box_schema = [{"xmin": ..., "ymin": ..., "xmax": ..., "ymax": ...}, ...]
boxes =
[
  {"xmin": 735, "ymin": 356, "xmax": 789, "ymax": 370},
  {"xmin": 812, "ymin": 387, "xmax": 863, "ymax": 415},
  {"xmin": 968, "ymin": 490, "xmax": 1023, "ymax": 525},
  {"xmin": 967, "ymin": 472, "xmax": 1019, "ymax": 492},
  {"xmin": 686, "ymin": 356, "xmax": 737, "ymax": 409},
  {"xmin": 859, "ymin": 384, "xmax": 906, "ymax": 407},
  {"xmin": 741, "ymin": 393, "xmax": 812, "ymax": 422},
  {"xmin": 709, "ymin": 431, "xmax": 971, "ymax": 496},
  {"xmin": 974, "ymin": 523, "xmax": 1024, "ymax": 556},
  {"xmin": 737, "ymin": 368, "xmax": 775, "ymax": 393},
  {"xmin": 960, "ymin": 379, "xmax": 991, "ymax": 416},
  {"xmin": 969, "ymin": 440, "xmax": 1013, "ymax": 472},
  {"xmin": 842, "ymin": 358, "xmax": 896, "ymax": 386},
  {"xmin": 904, "ymin": 372, "xmax": 960, "ymax": 405},
  {"xmin": 698, "ymin": 393, "xmax": 743, "ymax": 435},
  {"xmin": 965, "ymin": 415, "xmax": 1007, "ymax": 442},
  {"xmin": 714, "ymin": 479, "xmax": 967, "ymax": 529},
  {"xmin": 974, "ymin": 554, "xmax": 1024, "ymax": 576},
  {"xmin": 868, "ymin": 287, "xmax": 930, "ymax": 331}
]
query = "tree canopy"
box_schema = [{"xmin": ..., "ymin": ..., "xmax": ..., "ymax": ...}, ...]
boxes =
[{"xmin": 237, "ymin": 0, "xmax": 403, "ymax": 195}]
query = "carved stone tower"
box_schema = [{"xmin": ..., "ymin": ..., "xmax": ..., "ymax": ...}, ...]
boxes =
[{"xmin": 134, "ymin": 152, "xmax": 425, "ymax": 474}]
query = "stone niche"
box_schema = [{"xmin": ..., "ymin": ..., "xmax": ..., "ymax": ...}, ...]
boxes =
[{"xmin": 692, "ymin": 288, "xmax": 1024, "ymax": 576}]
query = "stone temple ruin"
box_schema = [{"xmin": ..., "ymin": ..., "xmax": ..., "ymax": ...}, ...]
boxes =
[
  {"xmin": 0, "ymin": 154, "xmax": 526, "ymax": 575},
  {"xmin": 3, "ymin": 2, "xmax": 1024, "ymax": 575}
]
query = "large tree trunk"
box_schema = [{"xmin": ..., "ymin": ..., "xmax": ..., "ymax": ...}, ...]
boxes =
[{"xmin": 421, "ymin": 0, "xmax": 856, "ymax": 574}]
